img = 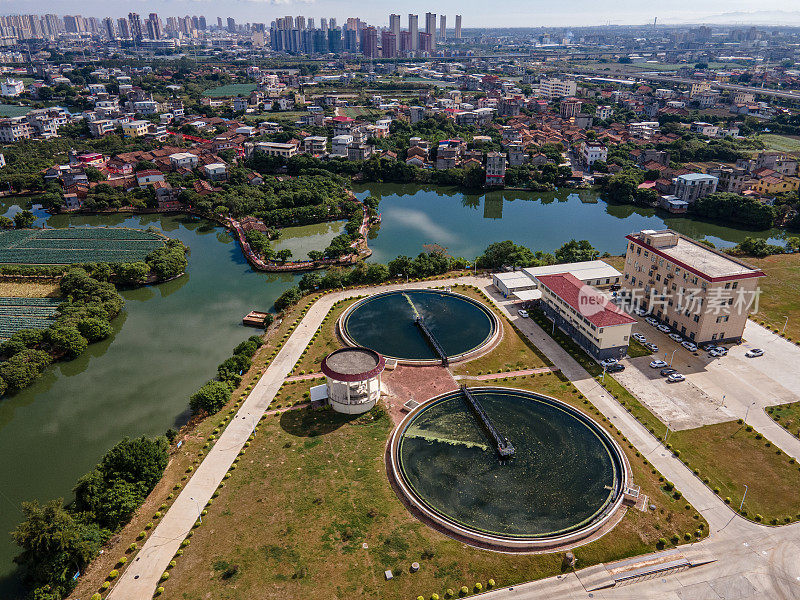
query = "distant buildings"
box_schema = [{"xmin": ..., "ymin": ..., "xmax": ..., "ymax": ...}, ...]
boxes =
[
  {"xmin": 673, "ymin": 173, "xmax": 718, "ymax": 203},
  {"xmin": 580, "ymin": 142, "xmax": 608, "ymax": 169},
  {"xmin": 485, "ymin": 152, "xmax": 506, "ymax": 186},
  {"xmin": 539, "ymin": 77, "xmax": 577, "ymax": 99},
  {"xmin": 1, "ymin": 78, "xmax": 24, "ymax": 97}
]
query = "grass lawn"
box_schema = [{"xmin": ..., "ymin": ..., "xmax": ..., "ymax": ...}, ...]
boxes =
[
  {"xmin": 163, "ymin": 370, "xmax": 706, "ymax": 600},
  {"xmin": 0, "ymin": 278, "xmax": 60, "ymax": 297},
  {"xmin": 627, "ymin": 339, "xmax": 652, "ymax": 358},
  {"xmin": 291, "ymin": 297, "xmax": 360, "ymax": 375},
  {"xmin": 669, "ymin": 421, "xmax": 800, "ymax": 524},
  {"xmin": 766, "ymin": 402, "xmax": 800, "ymax": 438},
  {"xmin": 746, "ymin": 253, "xmax": 800, "ymax": 342},
  {"xmin": 272, "ymin": 377, "xmax": 326, "ymax": 410},
  {"xmin": 756, "ymin": 134, "xmax": 800, "ymax": 155},
  {"xmin": 203, "ymin": 83, "xmax": 258, "ymax": 97}
]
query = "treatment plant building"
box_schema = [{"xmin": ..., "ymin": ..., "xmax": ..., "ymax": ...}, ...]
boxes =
[{"xmin": 320, "ymin": 347, "xmax": 386, "ymax": 414}]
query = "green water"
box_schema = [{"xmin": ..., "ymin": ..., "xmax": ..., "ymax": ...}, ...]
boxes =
[
  {"xmin": 271, "ymin": 220, "xmax": 346, "ymax": 260},
  {"xmin": 355, "ymin": 183, "xmax": 787, "ymax": 262},
  {"xmin": 342, "ymin": 290, "xmax": 495, "ymax": 361},
  {"xmin": 0, "ymin": 182, "xmax": 789, "ymax": 594},
  {"xmin": 0, "ymin": 212, "xmax": 298, "ymax": 597},
  {"xmin": 398, "ymin": 388, "xmax": 622, "ymax": 538}
]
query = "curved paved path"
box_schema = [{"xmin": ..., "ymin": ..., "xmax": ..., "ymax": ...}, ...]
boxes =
[{"xmin": 109, "ymin": 276, "xmax": 800, "ymax": 599}]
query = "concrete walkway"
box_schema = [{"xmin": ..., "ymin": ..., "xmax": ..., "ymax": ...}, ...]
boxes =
[
  {"xmin": 454, "ymin": 366, "xmax": 559, "ymax": 380},
  {"xmin": 106, "ymin": 277, "xmax": 481, "ymax": 600},
  {"xmin": 477, "ymin": 284, "xmax": 800, "ymax": 600},
  {"xmin": 109, "ymin": 276, "xmax": 800, "ymax": 599}
]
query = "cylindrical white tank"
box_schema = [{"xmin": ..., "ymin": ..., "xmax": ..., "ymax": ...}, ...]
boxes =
[{"xmin": 321, "ymin": 347, "xmax": 386, "ymax": 414}]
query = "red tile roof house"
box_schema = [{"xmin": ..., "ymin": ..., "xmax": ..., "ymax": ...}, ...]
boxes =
[{"xmin": 536, "ymin": 272, "xmax": 636, "ymax": 361}]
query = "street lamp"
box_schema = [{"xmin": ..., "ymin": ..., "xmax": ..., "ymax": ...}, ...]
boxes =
[
  {"xmin": 745, "ymin": 401, "xmax": 756, "ymax": 422},
  {"xmin": 664, "ymin": 424, "xmax": 671, "ymax": 443},
  {"xmin": 739, "ymin": 484, "xmax": 748, "ymax": 512},
  {"xmin": 782, "ymin": 316, "xmax": 789, "ymax": 334},
  {"xmin": 190, "ymin": 497, "xmax": 202, "ymax": 524},
  {"xmin": 669, "ymin": 348, "xmax": 677, "ymax": 367}
]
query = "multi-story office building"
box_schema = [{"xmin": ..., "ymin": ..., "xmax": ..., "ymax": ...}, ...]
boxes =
[
  {"xmin": 455, "ymin": 15, "xmax": 462, "ymax": 38},
  {"xmin": 537, "ymin": 272, "xmax": 635, "ymax": 360},
  {"xmin": 439, "ymin": 15, "xmax": 446, "ymax": 41},
  {"xmin": 408, "ymin": 14, "xmax": 418, "ymax": 51},
  {"xmin": 623, "ymin": 229, "xmax": 765, "ymax": 344}
]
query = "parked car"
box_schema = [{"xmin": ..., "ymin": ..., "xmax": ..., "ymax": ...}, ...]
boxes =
[
  {"xmin": 646, "ymin": 317, "xmax": 659, "ymax": 326},
  {"xmin": 517, "ymin": 309, "xmax": 529, "ymax": 318},
  {"xmin": 669, "ymin": 333, "xmax": 683, "ymax": 343},
  {"xmin": 635, "ymin": 308, "xmax": 648, "ymax": 317},
  {"xmin": 606, "ymin": 363, "xmax": 625, "ymax": 373},
  {"xmin": 650, "ymin": 360, "xmax": 668, "ymax": 368},
  {"xmin": 700, "ymin": 342, "xmax": 716, "ymax": 352},
  {"xmin": 667, "ymin": 373, "xmax": 686, "ymax": 383},
  {"xmin": 633, "ymin": 333, "xmax": 647, "ymax": 343},
  {"xmin": 658, "ymin": 325, "xmax": 672, "ymax": 333},
  {"xmin": 646, "ymin": 343, "xmax": 659, "ymax": 353},
  {"xmin": 600, "ymin": 358, "xmax": 619, "ymax": 369},
  {"xmin": 682, "ymin": 341, "xmax": 698, "ymax": 352},
  {"xmin": 745, "ymin": 348, "xmax": 764, "ymax": 358},
  {"xmin": 708, "ymin": 347, "xmax": 728, "ymax": 358},
  {"xmin": 660, "ymin": 368, "xmax": 677, "ymax": 376}
]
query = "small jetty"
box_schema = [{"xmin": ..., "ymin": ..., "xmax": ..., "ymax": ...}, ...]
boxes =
[
  {"xmin": 242, "ymin": 311, "xmax": 270, "ymax": 328},
  {"xmin": 460, "ymin": 385, "xmax": 515, "ymax": 459},
  {"xmin": 414, "ymin": 317, "xmax": 448, "ymax": 366}
]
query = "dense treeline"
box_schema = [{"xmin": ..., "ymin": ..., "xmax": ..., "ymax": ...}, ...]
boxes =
[
  {"xmin": 12, "ymin": 435, "xmax": 169, "ymax": 599},
  {"xmin": 690, "ymin": 192, "xmax": 776, "ymax": 230}
]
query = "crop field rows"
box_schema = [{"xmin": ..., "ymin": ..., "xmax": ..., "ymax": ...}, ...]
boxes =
[
  {"xmin": 0, "ymin": 228, "xmax": 165, "ymax": 265},
  {"xmin": 0, "ymin": 297, "xmax": 61, "ymax": 338}
]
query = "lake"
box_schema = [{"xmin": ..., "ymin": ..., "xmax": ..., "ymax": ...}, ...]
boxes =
[{"xmin": 0, "ymin": 184, "xmax": 787, "ymax": 596}]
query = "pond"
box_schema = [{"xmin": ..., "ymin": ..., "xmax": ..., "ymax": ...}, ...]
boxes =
[
  {"xmin": 354, "ymin": 183, "xmax": 786, "ymax": 263},
  {"xmin": 271, "ymin": 220, "xmax": 346, "ymax": 260}
]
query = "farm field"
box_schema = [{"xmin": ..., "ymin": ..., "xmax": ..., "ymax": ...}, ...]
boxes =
[
  {"xmin": 757, "ymin": 134, "xmax": 800, "ymax": 154},
  {"xmin": 202, "ymin": 83, "xmax": 257, "ymax": 97},
  {"xmin": 0, "ymin": 296, "xmax": 61, "ymax": 338},
  {"xmin": 0, "ymin": 227, "xmax": 166, "ymax": 265}
]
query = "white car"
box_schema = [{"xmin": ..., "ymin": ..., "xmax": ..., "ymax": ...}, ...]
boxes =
[
  {"xmin": 633, "ymin": 333, "xmax": 647, "ymax": 343},
  {"xmin": 708, "ymin": 348, "xmax": 724, "ymax": 358},
  {"xmin": 667, "ymin": 373, "xmax": 686, "ymax": 383},
  {"xmin": 682, "ymin": 341, "xmax": 698, "ymax": 352},
  {"xmin": 713, "ymin": 347, "xmax": 728, "ymax": 356},
  {"xmin": 650, "ymin": 360, "xmax": 668, "ymax": 368},
  {"xmin": 669, "ymin": 333, "xmax": 683, "ymax": 343},
  {"xmin": 600, "ymin": 358, "xmax": 619, "ymax": 369},
  {"xmin": 745, "ymin": 348, "xmax": 764, "ymax": 358},
  {"xmin": 517, "ymin": 309, "xmax": 529, "ymax": 318},
  {"xmin": 658, "ymin": 325, "xmax": 671, "ymax": 333},
  {"xmin": 646, "ymin": 317, "xmax": 659, "ymax": 326},
  {"xmin": 635, "ymin": 308, "xmax": 648, "ymax": 317},
  {"xmin": 646, "ymin": 343, "xmax": 659, "ymax": 353}
]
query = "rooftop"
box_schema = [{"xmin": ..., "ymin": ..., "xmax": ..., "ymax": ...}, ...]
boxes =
[
  {"xmin": 537, "ymin": 272, "xmax": 636, "ymax": 328},
  {"xmin": 627, "ymin": 229, "xmax": 765, "ymax": 281},
  {"xmin": 321, "ymin": 347, "xmax": 386, "ymax": 382},
  {"xmin": 523, "ymin": 260, "xmax": 621, "ymax": 282}
]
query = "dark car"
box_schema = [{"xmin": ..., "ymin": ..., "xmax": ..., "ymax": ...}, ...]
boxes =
[
  {"xmin": 660, "ymin": 367, "xmax": 677, "ymax": 376},
  {"xmin": 606, "ymin": 363, "xmax": 625, "ymax": 373}
]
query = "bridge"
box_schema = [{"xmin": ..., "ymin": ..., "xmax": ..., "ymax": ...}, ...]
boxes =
[
  {"xmin": 414, "ymin": 316, "xmax": 449, "ymax": 366},
  {"xmin": 461, "ymin": 385, "xmax": 515, "ymax": 459}
]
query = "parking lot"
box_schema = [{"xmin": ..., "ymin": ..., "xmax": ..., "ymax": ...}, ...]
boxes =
[{"xmin": 614, "ymin": 318, "xmax": 800, "ymax": 431}]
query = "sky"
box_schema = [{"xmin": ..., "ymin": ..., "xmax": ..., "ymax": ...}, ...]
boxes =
[{"xmin": 2, "ymin": 0, "xmax": 799, "ymax": 28}]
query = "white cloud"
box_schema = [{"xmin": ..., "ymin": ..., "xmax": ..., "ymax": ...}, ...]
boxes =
[{"xmin": 385, "ymin": 208, "xmax": 457, "ymax": 245}]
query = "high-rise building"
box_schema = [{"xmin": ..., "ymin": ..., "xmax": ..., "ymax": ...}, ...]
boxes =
[
  {"xmin": 418, "ymin": 31, "xmax": 432, "ymax": 53},
  {"xmin": 296, "ymin": 16, "xmax": 305, "ymax": 30},
  {"xmin": 328, "ymin": 27, "xmax": 341, "ymax": 53},
  {"xmin": 399, "ymin": 30, "xmax": 412, "ymax": 53},
  {"xmin": 320, "ymin": 17, "xmax": 328, "ymax": 31},
  {"xmin": 439, "ymin": 15, "xmax": 446, "ymax": 41},
  {"xmin": 360, "ymin": 26, "xmax": 378, "ymax": 58},
  {"xmin": 128, "ymin": 13, "xmax": 143, "ymax": 41},
  {"xmin": 147, "ymin": 13, "xmax": 161, "ymax": 39},
  {"xmin": 381, "ymin": 31, "xmax": 396, "ymax": 58},
  {"xmin": 117, "ymin": 17, "xmax": 130, "ymax": 39},
  {"xmin": 408, "ymin": 14, "xmax": 418, "ymax": 51},
  {"xmin": 329, "ymin": 18, "xmax": 337, "ymax": 29},
  {"xmin": 389, "ymin": 13, "xmax": 400, "ymax": 51},
  {"xmin": 425, "ymin": 12, "xmax": 436, "ymax": 46},
  {"xmin": 227, "ymin": 17, "xmax": 236, "ymax": 33},
  {"xmin": 199, "ymin": 16, "xmax": 207, "ymax": 30},
  {"xmin": 102, "ymin": 17, "xmax": 115, "ymax": 39},
  {"xmin": 455, "ymin": 15, "xmax": 462, "ymax": 38},
  {"xmin": 217, "ymin": 17, "xmax": 223, "ymax": 29},
  {"xmin": 64, "ymin": 15, "xmax": 81, "ymax": 33}
]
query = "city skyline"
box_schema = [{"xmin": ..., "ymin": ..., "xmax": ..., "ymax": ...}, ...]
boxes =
[{"xmin": 0, "ymin": 2, "xmax": 799, "ymax": 28}]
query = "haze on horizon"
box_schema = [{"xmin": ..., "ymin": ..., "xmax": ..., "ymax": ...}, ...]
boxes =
[{"xmin": 0, "ymin": 0, "xmax": 798, "ymax": 28}]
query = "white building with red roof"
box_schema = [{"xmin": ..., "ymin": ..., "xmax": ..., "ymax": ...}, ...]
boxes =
[{"xmin": 536, "ymin": 272, "xmax": 635, "ymax": 361}]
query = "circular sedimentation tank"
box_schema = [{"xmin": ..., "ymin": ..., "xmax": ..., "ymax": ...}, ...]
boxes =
[
  {"xmin": 389, "ymin": 387, "xmax": 628, "ymax": 549},
  {"xmin": 340, "ymin": 289, "xmax": 498, "ymax": 363}
]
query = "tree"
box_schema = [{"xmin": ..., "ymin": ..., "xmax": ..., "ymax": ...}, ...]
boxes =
[
  {"xmin": 732, "ymin": 237, "xmax": 784, "ymax": 258},
  {"xmin": 476, "ymin": 240, "xmax": 537, "ymax": 270},
  {"xmin": 77, "ymin": 318, "xmax": 113, "ymax": 343},
  {"xmin": 146, "ymin": 244, "xmax": 187, "ymax": 280},
  {"xmin": 189, "ymin": 380, "xmax": 231, "ymax": 415},
  {"xmin": 45, "ymin": 325, "xmax": 88, "ymax": 359},
  {"xmin": 275, "ymin": 248, "xmax": 293, "ymax": 263},
  {"xmin": 83, "ymin": 166, "xmax": 104, "ymax": 182},
  {"xmin": 12, "ymin": 499, "xmax": 104, "ymax": 595},
  {"xmin": 13, "ymin": 210, "xmax": 35, "ymax": 229},
  {"xmin": 274, "ymin": 286, "xmax": 302, "ymax": 311},
  {"xmin": 388, "ymin": 255, "xmax": 413, "ymax": 278},
  {"xmin": 298, "ymin": 272, "xmax": 322, "ymax": 292},
  {"xmin": 555, "ymin": 239, "xmax": 598, "ymax": 263},
  {"xmin": 114, "ymin": 261, "xmax": 151, "ymax": 285},
  {"xmin": 0, "ymin": 348, "xmax": 52, "ymax": 392},
  {"xmin": 99, "ymin": 436, "xmax": 169, "ymax": 490},
  {"xmin": 691, "ymin": 192, "xmax": 775, "ymax": 229}
]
